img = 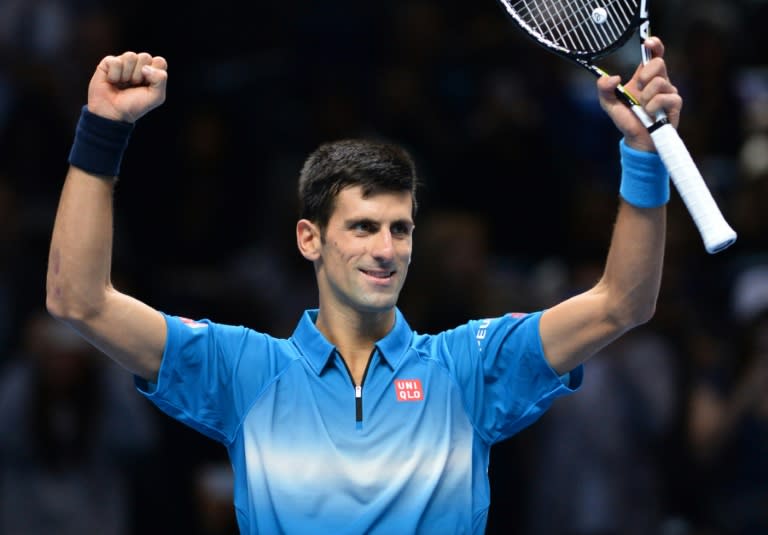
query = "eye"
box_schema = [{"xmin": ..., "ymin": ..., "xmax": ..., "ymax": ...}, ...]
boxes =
[
  {"xmin": 391, "ymin": 222, "xmax": 413, "ymax": 237},
  {"xmin": 351, "ymin": 220, "xmax": 376, "ymax": 234}
]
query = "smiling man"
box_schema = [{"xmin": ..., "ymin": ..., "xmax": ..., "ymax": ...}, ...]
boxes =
[{"xmin": 47, "ymin": 38, "xmax": 678, "ymax": 534}]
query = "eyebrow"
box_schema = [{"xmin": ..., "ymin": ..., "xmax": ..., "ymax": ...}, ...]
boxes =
[
  {"xmin": 345, "ymin": 218, "xmax": 414, "ymax": 229},
  {"xmin": 345, "ymin": 217, "xmax": 377, "ymax": 227}
]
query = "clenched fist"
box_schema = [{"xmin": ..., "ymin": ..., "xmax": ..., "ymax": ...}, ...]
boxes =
[{"xmin": 87, "ymin": 52, "xmax": 168, "ymax": 123}]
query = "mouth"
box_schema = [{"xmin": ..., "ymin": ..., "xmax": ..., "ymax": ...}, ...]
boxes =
[{"xmin": 360, "ymin": 269, "xmax": 396, "ymax": 281}]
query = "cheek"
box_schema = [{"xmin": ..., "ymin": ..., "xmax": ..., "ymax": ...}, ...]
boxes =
[
  {"xmin": 329, "ymin": 240, "xmax": 365, "ymax": 263},
  {"xmin": 398, "ymin": 242, "xmax": 413, "ymax": 262}
]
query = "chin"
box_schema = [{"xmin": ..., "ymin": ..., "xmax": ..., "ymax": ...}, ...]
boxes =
[{"xmin": 355, "ymin": 294, "xmax": 400, "ymax": 314}]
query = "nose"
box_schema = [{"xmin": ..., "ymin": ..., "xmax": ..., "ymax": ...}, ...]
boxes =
[{"xmin": 371, "ymin": 229, "xmax": 395, "ymax": 262}]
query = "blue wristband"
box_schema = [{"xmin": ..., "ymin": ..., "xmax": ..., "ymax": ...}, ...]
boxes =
[
  {"xmin": 68, "ymin": 105, "xmax": 134, "ymax": 177},
  {"xmin": 619, "ymin": 138, "xmax": 669, "ymax": 208}
]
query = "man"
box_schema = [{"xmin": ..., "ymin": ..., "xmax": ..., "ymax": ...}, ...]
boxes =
[{"xmin": 47, "ymin": 37, "xmax": 679, "ymax": 534}]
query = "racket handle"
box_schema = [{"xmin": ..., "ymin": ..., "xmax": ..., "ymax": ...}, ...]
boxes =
[{"xmin": 648, "ymin": 123, "xmax": 737, "ymax": 254}]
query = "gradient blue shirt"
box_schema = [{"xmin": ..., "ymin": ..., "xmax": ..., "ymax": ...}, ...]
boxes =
[{"xmin": 136, "ymin": 308, "xmax": 582, "ymax": 534}]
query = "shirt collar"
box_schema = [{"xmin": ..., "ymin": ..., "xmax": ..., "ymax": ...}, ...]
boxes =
[{"xmin": 291, "ymin": 308, "xmax": 413, "ymax": 375}]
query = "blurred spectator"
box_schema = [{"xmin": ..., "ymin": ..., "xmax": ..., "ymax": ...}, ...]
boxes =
[
  {"xmin": 0, "ymin": 0, "xmax": 123, "ymax": 116},
  {"xmin": 0, "ymin": 312, "xmax": 157, "ymax": 534},
  {"xmin": 686, "ymin": 267, "xmax": 768, "ymax": 533},
  {"xmin": 522, "ymin": 260, "xmax": 682, "ymax": 535},
  {"xmin": 0, "ymin": 3, "xmax": 124, "ymax": 270}
]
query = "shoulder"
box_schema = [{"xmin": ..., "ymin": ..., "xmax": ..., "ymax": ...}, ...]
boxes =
[
  {"xmin": 422, "ymin": 312, "xmax": 541, "ymax": 347},
  {"xmin": 164, "ymin": 313, "xmax": 299, "ymax": 363}
]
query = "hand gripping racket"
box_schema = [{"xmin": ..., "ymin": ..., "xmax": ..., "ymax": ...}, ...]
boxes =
[{"xmin": 498, "ymin": 0, "xmax": 737, "ymax": 253}]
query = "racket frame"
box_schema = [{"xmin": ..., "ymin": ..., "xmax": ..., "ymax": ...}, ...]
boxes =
[{"xmin": 498, "ymin": 0, "xmax": 737, "ymax": 253}]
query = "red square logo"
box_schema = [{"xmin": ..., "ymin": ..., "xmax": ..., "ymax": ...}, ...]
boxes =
[{"xmin": 394, "ymin": 379, "xmax": 424, "ymax": 402}]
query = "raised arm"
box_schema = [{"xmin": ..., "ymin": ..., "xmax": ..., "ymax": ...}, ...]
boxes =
[
  {"xmin": 46, "ymin": 52, "xmax": 169, "ymax": 382},
  {"xmin": 539, "ymin": 37, "xmax": 679, "ymax": 375}
]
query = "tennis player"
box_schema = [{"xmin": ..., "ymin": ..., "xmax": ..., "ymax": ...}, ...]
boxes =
[{"xmin": 47, "ymin": 37, "xmax": 679, "ymax": 534}]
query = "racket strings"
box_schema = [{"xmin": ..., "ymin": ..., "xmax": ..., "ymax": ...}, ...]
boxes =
[
  {"xmin": 522, "ymin": 0, "xmax": 630, "ymax": 50},
  {"xmin": 505, "ymin": 0, "xmax": 638, "ymax": 54}
]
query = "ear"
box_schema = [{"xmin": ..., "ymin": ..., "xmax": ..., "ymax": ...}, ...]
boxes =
[{"xmin": 296, "ymin": 219, "xmax": 322, "ymax": 261}]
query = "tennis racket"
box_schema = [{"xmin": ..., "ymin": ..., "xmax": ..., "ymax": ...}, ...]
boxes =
[{"xmin": 498, "ymin": 0, "xmax": 737, "ymax": 254}]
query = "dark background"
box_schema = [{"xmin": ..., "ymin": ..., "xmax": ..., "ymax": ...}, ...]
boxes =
[{"xmin": 1, "ymin": 0, "xmax": 767, "ymax": 533}]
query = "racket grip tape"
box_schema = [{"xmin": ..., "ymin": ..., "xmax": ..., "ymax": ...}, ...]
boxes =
[{"xmin": 649, "ymin": 124, "xmax": 737, "ymax": 254}]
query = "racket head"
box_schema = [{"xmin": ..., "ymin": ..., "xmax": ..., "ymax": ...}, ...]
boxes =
[{"xmin": 498, "ymin": 0, "xmax": 645, "ymax": 61}]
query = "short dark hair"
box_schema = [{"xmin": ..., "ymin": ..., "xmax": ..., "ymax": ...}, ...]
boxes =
[{"xmin": 298, "ymin": 139, "xmax": 419, "ymax": 229}]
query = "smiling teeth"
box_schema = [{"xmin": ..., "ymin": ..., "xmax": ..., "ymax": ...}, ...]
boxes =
[{"xmin": 365, "ymin": 270, "xmax": 392, "ymax": 278}]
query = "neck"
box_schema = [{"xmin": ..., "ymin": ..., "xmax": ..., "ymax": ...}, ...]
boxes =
[
  {"xmin": 315, "ymin": 305, "xmax": 395, "ymax": 351},
  {"xmin": 315, "ymin": 305, "xmax": 395, "ymax": 384}
]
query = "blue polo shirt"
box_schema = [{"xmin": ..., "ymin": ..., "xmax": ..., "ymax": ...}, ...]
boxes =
[{"xmin": 136, "ymin": 308, "xmax": 582, "ymax": 534}]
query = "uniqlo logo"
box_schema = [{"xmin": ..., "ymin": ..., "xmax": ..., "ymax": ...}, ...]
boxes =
[{"xmin": 394, "ymin": 379, "xmax": 424, "ymax": 402}]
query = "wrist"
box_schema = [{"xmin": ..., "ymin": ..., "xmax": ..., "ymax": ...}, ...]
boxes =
[
  {"xmin": 619, "ymin": 138, "xmax": 669, "ymax": 208},
  {"xmin": 622, "ymin": 135, "xmax": 654, "ymax": 153},
  {"xmin": 68, "ymin": 105, "xmax": 134, "ymax": 177}
]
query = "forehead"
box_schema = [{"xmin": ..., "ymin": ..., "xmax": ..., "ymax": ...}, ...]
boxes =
[{"xmin": 330, "ymin": 185, "xmax": 414, "ymax": 222}]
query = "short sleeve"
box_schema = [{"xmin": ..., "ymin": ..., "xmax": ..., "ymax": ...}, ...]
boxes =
[
  {"xmin": 135, "ymin": 314, "xmax": 277, "ymax": 444},
  {"xmin": 437, "ymin": 312, "xmax": 583, "ymax": 444}
]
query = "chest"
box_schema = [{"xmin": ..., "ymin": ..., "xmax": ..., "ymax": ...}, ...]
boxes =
[
  {"xmin": 239, "ymin": 358, "xmax": 474, "ymax": 503},
  {"xmin": 239, "ymin": 355, "xmax": 476, "ymax": 481},
  {"xmin": 257, "ymin": 356, "xmax": 468, "ymax": 441}
]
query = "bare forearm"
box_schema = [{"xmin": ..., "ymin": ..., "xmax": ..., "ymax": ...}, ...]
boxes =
[
  {"xmin": 599, "ymin": 200, "xmax": 666, "ymax": 327},
  {"xmin": 539, "ymin": 200, "xmax": 665, "ymax": 374},
  {"xmin": 46, "ymin": 166, "xmax": 116, "ymax": 318}
]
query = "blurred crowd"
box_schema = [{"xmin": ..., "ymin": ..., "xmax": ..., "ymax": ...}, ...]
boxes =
[{"xmin": 0, "ymin": 0, "xmax": 767, "ymax": 533}]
